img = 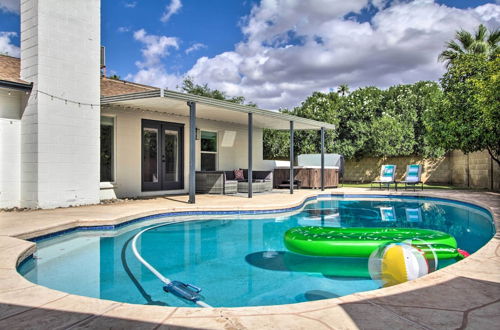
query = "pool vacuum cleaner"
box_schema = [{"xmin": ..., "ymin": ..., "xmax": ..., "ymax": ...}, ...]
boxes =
[
  {"xmin": 131, "ymin": 223, "xmax": 212, "ymax": 308},
  {"xmin": 163, "ymin": 281, "xmax": 203, "ymax": 303}
]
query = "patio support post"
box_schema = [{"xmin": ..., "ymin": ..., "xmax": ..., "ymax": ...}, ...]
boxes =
[
  {"xmin": 188, "ymin": 101, "xmax": 196, "ymax": 204},
  {"xmin": 248, "ymin": 112, "xmax": 253, "ymax": 198},
  {"xmin": 290, "ymin": 120, "xmax": 294, "ymax": 194},
  {"xmin": 321, "ymin": 127, "xmax": 325, "ymax": 191}
]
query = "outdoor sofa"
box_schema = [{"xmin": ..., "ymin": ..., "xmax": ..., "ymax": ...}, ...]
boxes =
[
  {"xmin": 196, "ymin": 170, "xmax": 273, "ymax": 194},
  {"xmin": 195, "ymin": 171, "xmax": 238, "ymax": 195},
  {"xmin": 224, "ymin": 170, "xmax": 273, "ymax": 193}
]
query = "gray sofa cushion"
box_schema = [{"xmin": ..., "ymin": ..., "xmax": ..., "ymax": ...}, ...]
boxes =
[{"xmin": 225, "ymin": 169, "xmax": 272, "ymax": 182}]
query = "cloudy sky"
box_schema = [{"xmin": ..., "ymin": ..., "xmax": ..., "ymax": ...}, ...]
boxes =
[{"xmin": 0, "ymin": 0, "xmax": 499, "ymax": 109}]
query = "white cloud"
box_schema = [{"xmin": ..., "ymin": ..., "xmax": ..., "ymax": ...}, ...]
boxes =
[
  {"xmin": 125, "ymin": 0, "xmax": 499, "ymax": 109},
  {"xmin": 124, "ymin": 1, "xmax": 137, "ymax": 8},
  {"xmin": 0, "ymin": 0, "xmax": 19, "ymax": 14},
  {"xmin": 125, "ymin": 67, "xmax": 181, "ymax": 90},
  {"xmin": 161, "ymin": 0, "xmax": 182, "ymax": 23},
  {"xmin": 117, "ymin": 26, "xmax": 130, "ymax": 33},
  {"xmin": 185, "ymin": 43, "xmax": 207, "ymax": 54},
  {"xmin": 126, "ymin": 29, "xmax": 181, "ymax": 89},
  {"xmin": 133, "ymin": 29, "xmax": 179, "ymax": 67},
  {"xmin": 0, "ymin": 32, "xmax": 20, "ymax": 57},
  {"xmin": 474, "ymin": 3, "xmax": 500, "ymax": 24},
  {"xmin": 183, "ymin": 0, "xmax": 500, "ymax": 109}
]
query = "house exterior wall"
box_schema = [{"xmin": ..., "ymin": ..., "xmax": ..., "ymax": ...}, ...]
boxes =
[
  {"xmin": 19, "ymin": 0, "xmax": 101, "ymax": 208},
  {"xmin": 0, "ymin": 89, "xmax": 23, "ymax": 120},
  {"xmin": 101, "ymin": 107, "xmax": 267, "ymax": 198},
  {"xmin": 0, "ymin": 118, "xmax": 21, "ymax": 208},
  {"xmin": 0, "ymin": 89, "xmax": 25, "ymax": 208}
]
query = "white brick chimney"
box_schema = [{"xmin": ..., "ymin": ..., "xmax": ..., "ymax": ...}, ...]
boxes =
[{"xmin": 20, "ymin": 0, "xmax": 101, "ymax": 208}]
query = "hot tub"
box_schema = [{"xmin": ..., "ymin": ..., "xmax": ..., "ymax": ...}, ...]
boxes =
[{"xmin": 273, "ymin": 166, "xmax": 339, "ymax": 188}]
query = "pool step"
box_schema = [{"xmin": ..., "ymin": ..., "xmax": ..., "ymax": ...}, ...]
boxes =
[{"xmin": 278, "ymin": 180, "xmax": 301, "ymax": 189}]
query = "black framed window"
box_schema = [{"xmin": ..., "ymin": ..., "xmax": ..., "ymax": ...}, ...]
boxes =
[
  {"xmin": 100, "ymin": 116, "xmax": 114, "ymax": 182},
  {"xmin": 201, "ymin": 131, "xmax": 217, "ymax": 171}
]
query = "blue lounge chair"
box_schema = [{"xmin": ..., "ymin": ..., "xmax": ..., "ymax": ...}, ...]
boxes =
[
  {"xmin": 370, "ymin": 165, "xmax": 397, "ymax": 190},
  {"xmin": 400, "ymin": 164, "xmax": 423, "ymax": 191}
]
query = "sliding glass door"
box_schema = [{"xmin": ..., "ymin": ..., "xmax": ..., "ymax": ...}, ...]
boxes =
[{"xmin": 142, "ymin": 119, "xmax": 184, "ymax": 191}]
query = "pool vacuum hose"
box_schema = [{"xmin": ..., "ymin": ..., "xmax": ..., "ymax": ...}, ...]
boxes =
[{"xmin": 131, "ymin": 223, "xmax": 212, "ymax": 308}]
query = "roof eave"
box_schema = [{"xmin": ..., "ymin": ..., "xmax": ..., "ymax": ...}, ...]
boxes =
[
  {"xmin": 0, "ymin": 80, "xmax": 33, "ymax": 91},
  {"xmin": 101, "ymin": 88, "xmax": 336, "ymax": 130}
]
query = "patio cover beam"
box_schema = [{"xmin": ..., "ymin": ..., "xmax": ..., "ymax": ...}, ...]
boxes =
[
  {"xmin": 290, "ymin": 120, "xmax": 294, "ymax": 195},
  {"xmin": 321, "ymin": 127, "xmax": 325, "ymax": 191},
  {"xmin": 101, "ymin": 89, "xmax": 335, "ymax": 131},
  {"xmin": 248, "ymin": 113, "xmax": 253, "ymax": 198},
  {"xmin": 188, "ymin": 101, "xmax": 196, "ymax": 204}
]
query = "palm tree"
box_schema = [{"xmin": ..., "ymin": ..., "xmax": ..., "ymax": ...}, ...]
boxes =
[
  {"xmin": 337, "ymin": 84, "xmax": 350, "ymax": 96},
  {"xmin": 439, "ymin": 24, "xmax": 499, "ymax": 67}
]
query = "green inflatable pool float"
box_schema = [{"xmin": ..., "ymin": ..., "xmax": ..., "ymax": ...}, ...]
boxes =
[{"xmin": 284, "ymin": 227, "xmax": 460, "ymax": 259}]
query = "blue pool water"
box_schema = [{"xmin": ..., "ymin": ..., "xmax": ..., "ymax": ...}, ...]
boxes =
[{"xmin": 18, "ymin": 197, "xmax": 495, "ymax": 308}]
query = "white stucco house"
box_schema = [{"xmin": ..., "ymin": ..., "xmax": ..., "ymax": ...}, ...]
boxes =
[{"xmin": 0, "ymin": 0, "xmax": 333, "ymax": 209}]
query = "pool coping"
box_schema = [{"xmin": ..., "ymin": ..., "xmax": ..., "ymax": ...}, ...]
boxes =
[{"xmin": 0, "ymin": 189, "xmax": 499, "ymax": 329}]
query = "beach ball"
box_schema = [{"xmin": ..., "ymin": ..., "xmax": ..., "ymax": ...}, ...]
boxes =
[{"xmin": 368, "ymin": 242, "xmax": 436, "ymax": 288}]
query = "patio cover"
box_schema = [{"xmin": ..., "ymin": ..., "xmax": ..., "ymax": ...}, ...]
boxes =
[{"xmin": 101, "ymin": 89, "xmax": 335, "ymax": 130}]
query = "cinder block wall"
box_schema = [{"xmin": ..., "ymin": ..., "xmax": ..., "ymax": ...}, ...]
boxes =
[
  {"xmin": 345, "ymin": 150, "xmax": 499, "ymax": 190},
  {"xmin": 451, "ymin": 150, "xmax": 500, "ymax": 190},
  {"xmin": 344, "ymin": 155, "xmax": 451, "ymax": 183},
  {"xmin": 20, "ymin": 0, "xmax": 101, "ymax": 208}
]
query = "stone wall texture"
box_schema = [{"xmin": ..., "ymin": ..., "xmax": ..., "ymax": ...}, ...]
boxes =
[{"xmin": 344, "ymin": 150, "xmax": 500, "ymax": 190}]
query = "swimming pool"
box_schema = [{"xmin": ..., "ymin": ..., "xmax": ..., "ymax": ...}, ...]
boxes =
[{"xmin": 18, "ymin": 196, "xmax": 495, "ymax": 308}]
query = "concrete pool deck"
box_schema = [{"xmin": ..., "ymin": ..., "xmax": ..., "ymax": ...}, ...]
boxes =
[{"xmin": 0, "ymin": 188, "xmax": 498, "ymax": 329}]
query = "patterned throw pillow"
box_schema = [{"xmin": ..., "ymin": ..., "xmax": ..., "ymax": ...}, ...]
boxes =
[{"xmin": 234, "ymin": 169, "xmax": 245, "ymax": 181}]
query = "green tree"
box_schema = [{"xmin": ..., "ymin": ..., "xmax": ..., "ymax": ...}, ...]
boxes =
[
  {"xmin": 474, "ymin": 55, "xmax": 500, "ymax": 165},
  {"xmin": 180, "ymin": 77, "xmax": 254, "ymax": 105},
  {"xmin": 410, "ymin": 81, "xmax": 445, "ymax": 158},
  {"xmin": 263, "ymin": 92, "xmax": 341, "ymax": 160},
  {"xmin": 377, "ymin": 85, "xmax": 417, "ymax": 156},
  {"xmin": 179, "ymin": 77, "xmax": 448, "ymax": 162},
  {"xmin": 337, "ymin": 84, "xmax": 350, "ymax": 96},
  {"xmin": 427, "ymin": 53, "xmax": 500, "ymax": 166},
  {"xmin": 380, "ymin": 82, "xmax": 445, "ymax": 158},
  {"xmin": 264, "ymin": 82, "xmax": 447, "ymax": 161},
  {"xmin": 292, "ymin": 92, "xmax": 341, "ymax": 155},
  {"xmin": 370, "ymin": 115, "xmax": 414, "ymax": 157},
  {"xmin": 263, "ymin": 128, "xmax": 289, "ymax": 160},
  {"xmin": 334, "ymin": 86, "xmax": 383, "ymax": 159},
  {"xmin": 438, "ymin": 24, "xmax": 499, "ymax": 67}
]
